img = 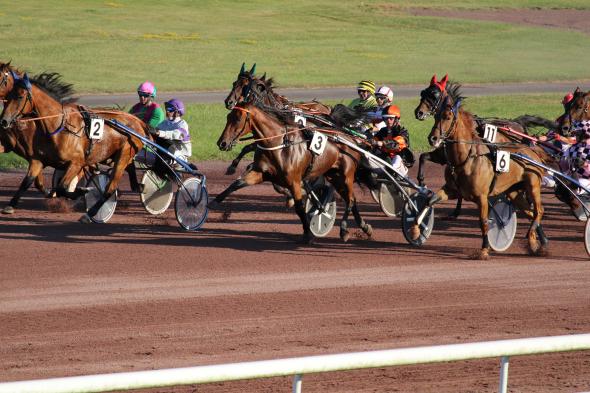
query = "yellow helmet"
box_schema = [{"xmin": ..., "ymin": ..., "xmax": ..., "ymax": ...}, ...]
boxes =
[{"xmin": 357, "ymin": 80, "xmax": 375, "ymax": 95}]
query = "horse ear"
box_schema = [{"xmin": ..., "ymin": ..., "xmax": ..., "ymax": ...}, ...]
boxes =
[
  {"xmin": 23, "ymin": 73, "xmax": 32, "ymax": 91},
  {"xmin": 261, "ymin": 72, "xmax": 266, "ymax": 81},
  {"xmin": 250, "ymin": 63, "xmax": 256, "ymax": 75},
  {"xmin": 239, "ymin": 62, "xmax": 245, "ymax": 75},
  {"xmin": 452, "ymin": 98, "xmax": 462, "ymax": 116},
  {"xmin": 575, "ymin": 86, "xmax": 581, "ymax": 94},
  {"xmin": 430, "ymin": 74, "xmax": 437, "ymax": 86},
  {"xmin": 440, "ymin": 74, "xmax": 449, "ymax": 90}
]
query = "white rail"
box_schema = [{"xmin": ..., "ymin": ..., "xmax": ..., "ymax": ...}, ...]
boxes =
[{"xmin": 0, "ymin": 334, "xmax": 588, "ymax": 393}]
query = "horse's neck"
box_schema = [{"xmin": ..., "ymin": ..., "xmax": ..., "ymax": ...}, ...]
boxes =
[{"xmin": 447, "ymin": 112, "xmax": 477, "ymax": 166}]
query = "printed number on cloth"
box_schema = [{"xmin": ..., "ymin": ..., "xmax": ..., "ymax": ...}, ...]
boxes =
[
  {"xmin": 310, "ymin": 131, "xmax": 328, "ymax": 155},
  {"xmin": 495, "ymin": 150, "xmax": 510, "ymax": 173},
  {"xmin": 483, "ymin": 124, "xmax": 497, "ymax": 143},
  {"xmin": 90, "ymin": 118, "xmax": 105, "ymax": 140}
]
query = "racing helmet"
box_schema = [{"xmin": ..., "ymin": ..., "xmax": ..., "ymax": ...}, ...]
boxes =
[
  {"xmin": 165, "ymin": 98, "xmax": 185, "ymax": 116},
  {"xmin": 375, "ymin": 86, "xmax": 394, "ymax": 103},
  {"xmin": 357, "ymin": 80, "xmax": 376, "ymax": 94},
  {"xmin": 137, "ymin": 81, "xmax": 157, "ymax": 98},
  {"xmin": 382, "ymin": 105, "xmax": 401, "ymax": 119}
]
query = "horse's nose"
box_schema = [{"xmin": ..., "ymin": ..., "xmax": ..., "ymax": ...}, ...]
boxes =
[
  {"xmin": 416, "ymin": 110, "xmax": 424, "ymax": 120},
  {"xmin": 428, "ymin": 135, "xmax": 439, "ymax": 146},
  {"xmin": 218, "ymin": 141, "xmax": 227, "ymax": 150},
  {"xmin": 225, "ymin": 100, "xmax": 234, "ymax": 110},
  {"xmin": 561, "ymin": 124, "xmax": 570, "ymax": 134},
  {"xmin": 0, "ymin": 119, "xmax": 10, "ymax": 129}
]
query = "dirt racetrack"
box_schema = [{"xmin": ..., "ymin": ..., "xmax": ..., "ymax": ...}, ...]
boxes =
[{"xmin": 1, "ymin": 161, "xmax": 589, "ymax": 393}]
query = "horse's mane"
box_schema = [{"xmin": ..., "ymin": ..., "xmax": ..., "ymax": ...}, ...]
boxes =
[
  {"xmin": 445, "ymin": 81, "xmax": 466, "ymax": 104},
  {"xmin": 30, "ymin": 72, "xmax": 76, "ymax": 103},
  {"xmin": 330, "ymin": 104, "xmax": 365, "ymax": 127}
]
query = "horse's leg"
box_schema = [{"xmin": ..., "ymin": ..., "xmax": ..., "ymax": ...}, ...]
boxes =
[
  {"xmin": 290, "ymin": 180, "xmax": 313, "ymax": 244},
  {"xmin": 409, "ymin": 187, "xmax": 451, "ymax": 240},
  {"xmin": 126, "ymin": 162, "xmax": 142, "ymax": 193},
  {"xmin": 417, "ymin": 152, "xmax": 430, "ymax": 187},
  {"xmin": 419, "ymin": 153, "xmax": 462, "ymax": 219},
  {"xmin": 209, "ymin": 168, "xmax": 263, "ymax": 208},
  {"xmin": 272, "ymin": 183, "xmax": 295, "ymax": 208},
  {"xmin": 80, "ymin": 153, "xmax": 129, "ymax": 223},
  {"xmin": 474, "ymin": 195, "xmax": 491, "ymax": 260},
  {"xmin": 33, "ymin": 172, "xmax": 50, "ymax": 197},
  {"xmin": 2, "ymin": 159, "xmax": 45, "ymax": 214},
  {"xmin": 524, "ymin": 176, "xmax": 547, "ymax": 256},
  {"xmin": 55, "ymin": 163, "xmax": 86, "ymax": 200},
  {"xmin": 226, "ymin": 143, "xmax": 256, "ymax": 175},
  {"xmin": 346, "ymin": 171, "xmax": 372, "ymax": 238}
]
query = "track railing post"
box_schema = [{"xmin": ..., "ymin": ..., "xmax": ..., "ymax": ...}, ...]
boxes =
[
  {"xmin": 292, "ymin": 374, "xmax": 302, "ymax": 393},
  {"xmin": 498, "ymin": 356, "xmax": 510, "ymax": 393}
]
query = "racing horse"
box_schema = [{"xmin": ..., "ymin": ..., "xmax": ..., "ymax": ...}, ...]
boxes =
[
  {"xmin": 410, "ymin": 96, "xmax": 550, "ymax": 259},
  {"xmin": 215, "ymin": 102, "xmax": 373, "ymax": 243},
  {"xmin": 223, "ymin": 63, "xmax": 332, "ymax": 175},
  {"xmin": 414, "ymin": 74, "xmax": 556, "ymax": 219},
  {"xmin": 0, "ymin": 62, "xmax": 72, "ymax": 206},
  {"xmin": 0, "ymin": 72, "xmax": 149, "ymax": 222}
]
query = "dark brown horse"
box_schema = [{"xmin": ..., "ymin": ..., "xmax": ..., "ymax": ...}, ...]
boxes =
[
  {"xmin": 223, "ymin": 64, "xmax": 332, "ymax": 176},
  {"xmin": 410, "ymin": 96, "xmax": 549, "ymax": 259},
  {"xmin": 414, "ymin": 74, "xmax": 556, "ymax": 219},
  {"xmin": 215, "ymin": 102, "xmax": 372, "ymax": 243},
  {"xmin": 0, "ymin": 72, "xmax": 148, "ymax": 222},
  {"xmin": 559, "ymin": 88, "xmax": 590, "ymax": 136}
]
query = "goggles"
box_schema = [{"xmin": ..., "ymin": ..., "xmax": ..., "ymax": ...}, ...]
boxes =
[
  {"xmin": 165, "ymin": 106, "xmax": 177, "ymax": 112},
  {"xmin": 138, "ymin": 92, "xmax": 151, "ymax": 98}
]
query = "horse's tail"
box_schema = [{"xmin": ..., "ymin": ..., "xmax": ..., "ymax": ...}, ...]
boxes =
[{"xmin": 512, "ymin": 114, "xmax": 557, "ymax": 133}]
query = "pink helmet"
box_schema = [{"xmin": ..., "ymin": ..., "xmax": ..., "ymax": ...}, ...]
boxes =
[
  {"xmin": 375, "ymin": 86, "xmax": 394, "ymax": 103},
  {"xmin": 137, "ymin": 81, "xmax": 157, "ymax": 97}
]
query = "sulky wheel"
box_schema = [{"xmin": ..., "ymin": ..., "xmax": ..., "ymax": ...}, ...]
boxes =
[
  {"xmin": 585, "ymin": 219, "xmax": 590, "ymax": 258},
  {"xmin": 401, "ymin": 191, "xmax": 434, "ymax": 246},
  {"xmin": 175, "ymin": 177, "xmax": 208, "ymax": 230},
  {"xmin": 487, "ymin": 197, "xmax": 517, "ymax": 252},
  {"xmin": 84, "ymin": 173, "xmax": 117, "ymax": 224},
  {"xmin": 140, "ymin": 170, "xmax": 174, "ymax": 215},
  {"xmin": 378, "ymin": 183, "xmax": 405, "ymax": 217},
  {"xmin": 305, "ymin": 184, "xmax": 337, "ymax": 238}
]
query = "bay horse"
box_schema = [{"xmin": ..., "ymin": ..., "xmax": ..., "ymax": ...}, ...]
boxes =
[
  {"xmin": 215, "ymin": 102, "xmax": 373, "ymax": 243},
  {"xmin": 414, "ymin": 74, "xmax": 556, "ymax": 219},
  {"xmin": 0, "ymin": 62, "xmax": 69, "ymax": 205},
  {"xmin": 0, "ymin": 72, "xmax": 148, "ymax": 222},
  {"xmin": 223, "ymin": 63, "xmax": 332, "ymax": 175},
  {"xmin": 410, "ymin": 96, "xmax": 550, "ymax": 259}
]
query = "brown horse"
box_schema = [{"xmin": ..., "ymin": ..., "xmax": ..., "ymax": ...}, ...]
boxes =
[
  {"xmin": 410, "ymin": 96, "xmax": 549, "ymax": 259},
  {"xmin": 215, "ymin": 102, "xmax": 372, "ymax": 243},
  {"xmin": 0, "ymin": 62, "xmax": 61, "ymax": 205},
  {"xmin": 559, "ymin": 88, "xmax": 590, "ymax": 135},
  {"xmin": 414, "ymin": 74, "xmax": 556, "ymax": 219},
  {"xmin": 0, "ymin": 72, "xmax": 148, "ymax": 222},
  {"xmin": 223, "ymin": 63, "xmax": 332, "ymax": 176}
]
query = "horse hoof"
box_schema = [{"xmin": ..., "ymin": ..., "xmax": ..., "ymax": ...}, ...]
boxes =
[
  {"xmin": 285, "ymin": 198, "xmax": 295, "ymax": 208},
  {"xmin": 530, "ymin": 243, "xmax": 549, "ymax": 257},
  {"xmin": 340, "ymin": 230, "xmax": 351, "ymax": 243},
  {"xmin": 409, "ymin": 225, "xmax": 421, "ymax": 241},
  {"xmin": 225, "ymin": 166, "xmax": 237, "ymax": 176},
  {"xmin": 78, "ymin": 213, "xmax": 92, "ymax": 224},
  {"xmin": 2, "ymin": 206, "xmax": 15, "ymax": 214},
  {"xmin": 470, "ymin": 248, "xmax": 489, "ymax": 260},
  {"xmin": 297, "ymin": 234, "xmax": 314, "ymax": 245},
  {"xmin": 363, "ymin": 224, "xmax": 373, "ymax": 238}
]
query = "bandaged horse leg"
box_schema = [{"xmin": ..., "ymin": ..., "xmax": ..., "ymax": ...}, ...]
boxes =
[
  {"xmin": 209, "ymin": 169, "xmax": 263, "ymax": 207},
  {"xmin": 3, "ymin": 160, "xmax": 46, "ymax": 214},
  {"xmin": 351, "ymin": 200, "xmax": 373, "ymax": 237},
  {"xmin": 410, "ymin": 188, "xmax": 450, "ymax": 240}
]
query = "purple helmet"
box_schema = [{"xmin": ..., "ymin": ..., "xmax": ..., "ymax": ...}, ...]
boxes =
[{"xmin": 165, "ymin": 98, "xmax": 185, "ymax": 116}]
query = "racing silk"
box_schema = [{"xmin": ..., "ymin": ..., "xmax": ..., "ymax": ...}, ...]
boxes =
[
  {"xmin": 157, "ymin": 117, "xmax": 192, "ymax": 159},
  {"xmin": 373, "ymin": 124, "xmax": 414, "ymax": 167},
  {"xmin": 130, "ymin": 102, "xmax": 165, "ymax": 128},
  {"xmin": 564, "ymin": 121, "xmax": 590, "ymax": 180},
  {"xmin": 349, "ymin": 95, "xmax": 378, "ymax": 111}
]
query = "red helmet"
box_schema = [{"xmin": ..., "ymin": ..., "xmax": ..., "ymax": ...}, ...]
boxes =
[{"xmin": 382, "ymin": 105, "xmax": 401, "ymax": 119}]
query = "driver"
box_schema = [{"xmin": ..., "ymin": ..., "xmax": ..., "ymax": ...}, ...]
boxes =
[{"xmin": 371, "ymin": 105, "xmax": 414, "ymax": 176}]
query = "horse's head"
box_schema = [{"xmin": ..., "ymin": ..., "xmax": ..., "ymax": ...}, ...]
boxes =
[
  {"xmin": 428, "ymin": 95, "xmax": 462, "ymax": 148},
  {"xmin": 217, "ymin": 104, "xmax": 255, "ymax": 151},
  {"xmin": 0, "ymin": 73, "xmax": 34, "ymax": 129},
  {"xmin": 415, "ymin": 74, "xmax": 448, "ymax": 121},
  {"xmin": 0, "ymin": 61, "xmax": 18, "ymax": 100},
  {"xmin": 224, "ymin": 63, "xmax": 258, "ymax": 109},
  {"xmin": 559, "ymin": 88, "xmax": 590, "ymax": 137}
]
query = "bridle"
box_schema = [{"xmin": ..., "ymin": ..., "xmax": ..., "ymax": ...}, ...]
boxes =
[
  {"xmin": 433, "ymin": 97, "xmax": 462, "ymax": 143},
  {"xmin": 419, "ymin": 85, "xmax": 446, "ymax": 118}
]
